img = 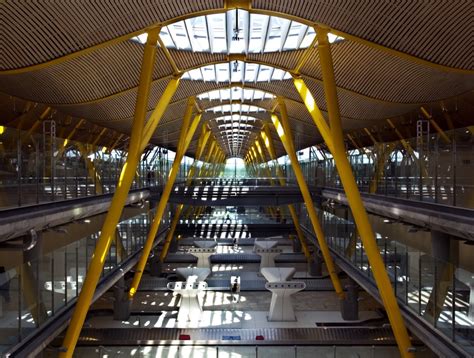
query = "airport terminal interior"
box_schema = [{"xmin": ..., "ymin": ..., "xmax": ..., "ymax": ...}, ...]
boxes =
[{"xmin": 0, "ymin": 1, "xmax": 473, "ymax": 357}]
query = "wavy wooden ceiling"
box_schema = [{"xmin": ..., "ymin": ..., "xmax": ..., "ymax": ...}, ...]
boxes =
[{"xmin": 0, "ymin": 1, "xmax": 472, "ymax": 158}]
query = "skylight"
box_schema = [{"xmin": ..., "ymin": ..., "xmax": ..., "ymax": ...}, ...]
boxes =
[
  {"xmin": 198, "ymin": 88, "xmax": 275, "ymax": 101},
  {"xmin": 206, "ymin": 104, "xmax": 266, "ymax": 114},
  {"xmin": 213, "ymin": 115, "xmax": 258, "ymax": 123},
  {"xmin": 182, "ymin": 62, "xmax": 291, "ymax": 83},
  {"xmin": 132, "ymin": 10, "xmax": 343, "ymax": 54}
]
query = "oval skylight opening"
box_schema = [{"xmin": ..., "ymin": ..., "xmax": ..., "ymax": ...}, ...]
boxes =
[
  {"xmin": 132, "ymin": 10, "xmax": 343, "ymax": 54},
  {"xmin": 182, "ymin": 62, "xmax": 291, "ymax": 83},
  {"xmin": 198, "ymin": 88, "xmax": 275, "ymax": 101},
  {"xmin": 206, "ymin": 103, "xmax": 266, "ymax": 114}
]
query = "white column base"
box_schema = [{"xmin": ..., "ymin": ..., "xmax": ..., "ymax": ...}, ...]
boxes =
[
  {"xmin": 255, "ymin": 248, "xmax": 282, "ymax": 268},
  {"xmin": 265, "ymin": 282, "xmax": 306, "ymax": 321},
  {"xmin": 188, "ymin": 248, "xmax": 215, "ymax": 269},
  {"xmin": 167, "ymin": 281, "xmax": 208, "ymax": 322}
]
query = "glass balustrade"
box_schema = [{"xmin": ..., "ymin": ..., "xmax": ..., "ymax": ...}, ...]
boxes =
[{"xmin": 0, "ymin": 210, "xmax": 167, "ymax": 355}]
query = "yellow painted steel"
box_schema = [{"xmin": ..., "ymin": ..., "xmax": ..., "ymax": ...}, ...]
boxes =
[
  {"xmin": 252, "ymin": 142, "xmax": 278, "ymax": 219},
  {"xmin": 3, "ymin": 8, "xmax": 471, "ymax": 78},
  {"xmin": 386, "ymin": 118, "xmax": 429, "ymax": 178},
  {"xmin": 315, "ymin": 27, "xmax": 414, "ymax": 357},
  {"xmin": 22, "ymin": 107, "xmax": 51, "ymax": 143},
  {"xmin": 260, "ymin": 127, "xmax": 311, "ymax": 259},
  {"xmin": 347, "ymin": 133, "xmax": 374, "ymax": 159},
  {"xmin": 76, "ymin": 143, "xmax": 103, "ymax": 195},
  {"xmin": 129, "ymin": 100, "xmax": 202, "ymax": 298},
  {"xmin": 91, "ymin": 127, "xmax": 108, "ymax": 147},
  {"xmin": 369, "ymin": 142, "xmax": 397, "ymax": 194},
  {"xmin": 140, "ymin": 76, "xmax": 182, "ymax": 152},
  {"xmin": 59, "ymin": 28, "xmax": 162, "ymax": 357},
  {"xmin": 108, "ymin": 133, "xmax": 124, "ymax": 153},
  {"xmin": 293, "ymin": 77, "xmax": 335, "ymax": 152},
  {"xmin": 420, "ymin": 106, "xmax": 451, "ymax": 144},
  {"xmin": 159, "ymin": 124, "xmax": 211, "ymax": 261},
  {"xmin": 363, "ymin": 128, "xmax": 379, "ymax": 145},
  {"xmin": 157, "ymin": 34, "xmax": 181, "ymax": 75},
  {"xmin": 271, "ymin": 109, "xmax": 344, "ymax": 298},
  {"xmin": 293, "ymin": 35, "xmax": 318, "ymax": 74},
  {"xmin": 57, "ymin": 118, "xmax": 86, "ymax": 157}
]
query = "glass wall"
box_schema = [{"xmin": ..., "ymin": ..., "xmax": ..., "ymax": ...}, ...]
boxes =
[
  {"xmin": 0, "ymin": 210, "xmax": 165, "ymax": 355},
  {"xmin": 0, "ymin": 126, "xmax": 192, "ymax": 208},
  {"xmin": 300, "ymin": 207, "xmax": 474, "ymax": 356},
  {"xmin": 287, "ymin": 127, "xmax": 474, "ymax": 209}
]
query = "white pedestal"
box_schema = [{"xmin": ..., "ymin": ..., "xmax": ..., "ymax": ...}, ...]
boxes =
[
  {"xmin": 456, "ymin": 269, "xmax": 474, "ymax": 320},
  {"xmin": 265, "ymin": 281, "xmax": 306, "ymax": 321},
  {"xmin": 254, "ymin": 247, "xmax": 282, "ymax": 268},
  {"xmin": 188, "ymin": 247, "xmax": 215, "ymax": 268},
  {"xmin": 254, "ymin": 240, "xmax": 278, "ymax": 251},
  {"xmin": 167, "ymin": 281, "xmax": 208, "ymax": 322},
  {"xmin": 176, "ymin": 268, "xmax": 211, "ymax": 284},
  {"xmin": 193, "ymin": 240, "xmax": 217, "ymax": 249},
  {"xmin": 261, "ymin": 267, "xmax": 296, "ymax": 283}
]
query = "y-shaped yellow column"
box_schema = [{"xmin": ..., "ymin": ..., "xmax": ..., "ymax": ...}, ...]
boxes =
[
  {"xmin": 159, "ymin": 124, "xmax": 212, "ymax": 260},
  {"xmin": 129, "ymin": 98, "xmax": 202, "ymax": 299},
  {"xmin": 60, "ymin": 28, "xmax": 180, "ymax": 357},
  {"xmin": 260, "ymin": 127, "xmax": 311, "ymax": 259},
  {"xmin": 272, "ymin": 109, "xmax": 344, "ymax": 298},
  {"xmin": 294, "ymin": 26, "xmax": 414, "ymax": 357}
]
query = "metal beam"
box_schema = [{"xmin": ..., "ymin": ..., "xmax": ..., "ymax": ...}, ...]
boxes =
[
  {"xmin": 159, "ymin": 124, "xmax": 211, "ymax": 261},
  {"xmin": 76, "ymin": 143, "xmax": 103, "ymax": 195},
  {"xmin": 369, "ymin": 142, "xmax": 397, "ymax": 194},
  {"xmin": 420, "ymin": 106, "xmax": 451, "ymax": 144},
  {"xmin": 315, "ymin": 26, "xmax": 414, "ymax": 357},
  {"xmin": 272, "ymin": 106, "xmax": 344, "ymax": 298},
  {"xmin": 59, "ymin": 28, "xmax": 161, "ymax": 357},
  {"xmin": 260, "ymin": 125, "xmax": 311, "ymax": 259},
  {"xmin": 128, "ymin": 99, "xmax": 202, "ymax": 298}
]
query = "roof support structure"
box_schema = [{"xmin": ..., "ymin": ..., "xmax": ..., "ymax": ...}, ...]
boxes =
[
  {"xmin": 368, "ymin": 142, "xmax": 397, "ymax": 194},
  {"xmin": 59, "ymin": 28, "xmax": 166, "ymax": 357},
  {"xmin": 260, "ymin": 126, "xmax": 311, "ymax": 259},
  {"xmin": 271, "ymin": 107, "xmax": 344, "ymax": 299},
  {"xmin": 420, "ymin": 106, "xmax": 451, "ymax": 144},
  {"xmin": 76, "ymin": 143, "xmax": 103, "ymax": 195},
  {"xmin": 129, "ymin": 97, "xmax": 202, "ymax": 299},
  {"xmin": 312, "ymin": 26, "xmax": 414, "ymax": 357},
  {"xmin": 159, "ymin": 123, "xmax": 211, "ymax": 262},
  {"xmin": 2, "ymin": 8, "xmax": 471, "ymax": 77}
]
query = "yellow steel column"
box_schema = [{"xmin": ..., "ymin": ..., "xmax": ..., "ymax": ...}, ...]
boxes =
[
  {"xmin": 76, "ymin": 143, "xmax": 103, "ymax": 195},
  {"xmin": 255, "ymin": 139, "xmax": 280, "ymax": 219},
  {"xmin": 420, "ymin": 107, "xmax": 451, "ymax": 144},
  {"xmin": 60, "ymin": 28, "xmax": 161, "ymax": 357},
  {"xmin": 369, "ymin": 142, "xmax": 397, "ymax": 194},
  {"xmin": 272, "ymin": 109, "xmax": 344, "ymax": 298},
  {"xmin": 260, "ymin": 126, "xmax": 311, "ymax": 259},
  {"xmin": 129, "ymin": 100, "xmax": 202, "ymax": 298},
  {"xmin": 140, "ymin": 76, "xmax": 181, "ymax": 152},
  {"xmin": 57, "ymin": 119, "xmax": 85, "ymax": 157},
  {"xmin": 108, "ymin": 133, "xmax": 125, "ymax": 153},
  {"xmin": 91, "ymin": 127, "xmax": 108, "ymax": 147},
  {"xmin": 199, "ymin": 141, "xmax": 217, "ymax": 177},
  {"xmin": 159, "ymin": 124, "xmax": 211, "ymax": 260},
  {"xmin": 315, "ymin": 26, "xmax": 414, "ymax": 356}
]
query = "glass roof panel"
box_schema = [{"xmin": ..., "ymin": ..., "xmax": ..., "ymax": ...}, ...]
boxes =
[
  {"xmin": 197, "ymin": 88, "xmax": 275, "ymax": 101},
  {"xmin": 213, "ymin": 115, "xmax": 258, "ymax": 122},
  {"xmin": 206, "ymin": 104, "xmax": 265, "ymax": 114},
  {"xmin": 182, "ymin": 61, "xmax": 290, "ymax": 83},
  {"xmin": 132, "ymin": 10, "xmax": 343, "ymax": 53}
]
